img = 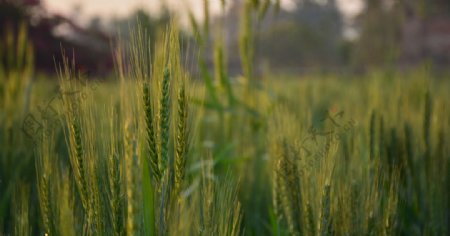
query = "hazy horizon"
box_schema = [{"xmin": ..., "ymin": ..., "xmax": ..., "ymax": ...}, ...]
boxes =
[{"xmin": 43, "ymin": 0, "xmax": 364, "ymax": 24}]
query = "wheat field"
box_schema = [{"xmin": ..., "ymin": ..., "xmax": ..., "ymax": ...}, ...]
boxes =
[{"xmin": 1, "ymin": 2, "xmax": 449, "ymax": 236}]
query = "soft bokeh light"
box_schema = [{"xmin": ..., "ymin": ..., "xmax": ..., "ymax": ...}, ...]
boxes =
[{"xmin": 43, "ymin": 0, "xmax": 364, "ymax": 23}]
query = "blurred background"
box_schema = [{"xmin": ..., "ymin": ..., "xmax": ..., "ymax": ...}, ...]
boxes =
[{"xmin": 1, "ymin": 0, "xmax": 450, "ymax": 77}]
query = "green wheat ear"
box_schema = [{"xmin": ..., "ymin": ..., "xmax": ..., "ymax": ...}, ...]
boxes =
[
  {"xmin": 143, "ymin": 82, "xmax": 161, "ymax": 182},
  {"xmin": 175, "ymin": 80, "xmax": 188, "ymax": 193},
  {"xmin": 158, "ymin": 68, "xmax": 171, "ymax": 172},
  {"xmin": 71, "ymin": 119, "xmax": 89, "ymax": 210},
  {"xmin": 108, "ymin": 151, "xmax": 124, "ymax": 236},
  {"xmin": 125, "ymin": 123, "xmax": 142, "ymax": 236},
  {"xmin": 278, "ymin": 141, "xmax": 301, "ymax": 236},
  {"xmin": 37, "ymin": 173, "xmax": 53, "ymax": 235}
]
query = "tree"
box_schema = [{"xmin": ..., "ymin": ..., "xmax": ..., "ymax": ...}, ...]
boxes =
[
  {"xmin": 259, "ymin": 0, "xmax": 344, "ymax": 69},
  {"xmin": 353, "ymin": 0, "xmax": 403, "ymax": 68}
]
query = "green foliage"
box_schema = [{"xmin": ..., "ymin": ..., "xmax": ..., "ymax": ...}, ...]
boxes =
[
  {"xmin": 259, "ymin": 1, "xmax": 343, "ymax": 69},
  {"xmin": 0, "ymin": 22, "xmax": 34, "ymax": 233},
  {"xmin": 354, "ymin": 0, "xmax": 402, "ymax": 68}
]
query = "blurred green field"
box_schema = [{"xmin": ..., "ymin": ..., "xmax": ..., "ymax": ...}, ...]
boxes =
[
  {"xmin": 1, "ymin": 3, "xmax": 450, "ymax": 236},
  {"xmin": 1, "ymin": 56, "xmax": 449, "ymax": 235}
]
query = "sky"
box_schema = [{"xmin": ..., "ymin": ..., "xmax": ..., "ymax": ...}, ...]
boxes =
[{"xmin": 42, "ymin": 0, "xmax": 365, "ymax": 24}]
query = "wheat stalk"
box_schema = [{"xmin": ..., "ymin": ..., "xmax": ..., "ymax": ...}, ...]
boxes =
[
  {"xmin": 36, "ymin": 129, "xmax": 55, "ymax": 235},
  {"xmin": 319, "ymin": 184, "xmax": 332, "ymax": 236},
  {"xmin": 12, "ymin": 184, "xmax": 31, "ymax": 236},
  {"xmin": 306, "ymin": 202, "xmax": 316, "ymax": 236},
  {"xmin": 423, "ymin": 90, "xmax": 432, "ymax": 173},
  {"xmin": 370, "ymin": 110, "xmax": 377, "ymax": 161},
  {"xmin": 57, "ymin": 172, "xmax": 76, "ymax": 236}
]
